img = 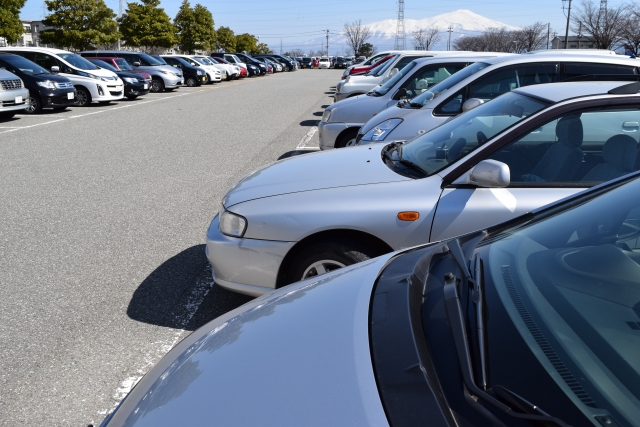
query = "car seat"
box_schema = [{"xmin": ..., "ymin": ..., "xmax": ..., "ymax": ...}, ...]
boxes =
[
  {"xmin": 525, "ymin": 116, "xmax": 584, "ymax": 182},
  {"xmin": 414, "ymin": 79, "xmax": 429, "ymax": 95},
  {"xmin": 582, "ymin": 134, "xmax": 638, "ymax": 182}
]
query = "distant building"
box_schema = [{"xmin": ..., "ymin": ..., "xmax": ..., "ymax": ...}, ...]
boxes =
[
  {"xmin": 551, "ymin": 36, "xmax": 596, "ymax": 49},
  {"xmin": 0, "ymin": 20, "xmax": 49, "ymax": 47}
]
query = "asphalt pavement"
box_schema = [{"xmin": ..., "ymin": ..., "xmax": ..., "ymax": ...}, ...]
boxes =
[{"xmin": 0, "ymin": 68, "xmax": 340, "ymax": 426}]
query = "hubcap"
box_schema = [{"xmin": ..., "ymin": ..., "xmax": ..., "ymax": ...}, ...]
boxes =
[
  {"xmin": 301, "ymin": 260, "xmax": 346, "ymax": 279},
  {"xmin": 151, "ymin": 80, "xmax": 161, "ymax": 92},
  {"xmin": 187, "ymin": 78, "xmax": 196, "ymax": 87},
  {"xmin": 75, "ymin": 91, "xmax": 87, "ymax": 106},
  {"xmin": 25, "ymin": 96, "xmax": 37, "ymax": 113}
]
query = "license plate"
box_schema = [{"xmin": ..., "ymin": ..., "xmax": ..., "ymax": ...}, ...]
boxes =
[
  {"xmin": 67, "ymin": 92, "xmax": 74, "ymax": 100},
  {"xmin": 143, "ymin": 84, "xmax": 148, "ymax": 90},
  {"xmin": 15, "ymin": 96, "xmax": 22, "ymax": 104}
]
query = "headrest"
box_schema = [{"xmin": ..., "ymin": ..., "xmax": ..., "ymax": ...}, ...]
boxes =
[
  {"xmin": 602, "ymin": 134, "xmax": 638, "ymax": 171},
  {"xmin": 556, "ymin": 116, "xmax": 583, "ymax": 147},
  {"xmin": 415, "ymin": 79, "xmax": 429, "ymax": 90}
]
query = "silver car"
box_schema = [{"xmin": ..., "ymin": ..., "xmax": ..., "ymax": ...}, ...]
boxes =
[
  {"xmin": 320, "ymin": 55, "xmax": 499, "ymax": 149},
  {"xmin": 103, "ymin": 169, "xmax": 640, "ymax": 426},
  {"xmin": 356, "ymin": 53, "xmax": 640, "ymax": 146},
  {"xmin": 0, "ymin": 69, "xmax": 29, "ymax": 120},
  {"xmin": 206, "ymin": 80, "xmax": 640, "ymax": 296}
]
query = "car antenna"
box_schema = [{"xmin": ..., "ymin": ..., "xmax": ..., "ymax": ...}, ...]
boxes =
[{"xmin": 608, "ymin": 81, "xmax": 640, "ymax": 94}]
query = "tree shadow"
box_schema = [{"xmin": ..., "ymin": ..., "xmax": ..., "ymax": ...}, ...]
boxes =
[
  {"xmin": 277, "ymin": 149, "xmax": 318, "ymax": 160},
  {"xmin": 300, "ymin": 119, "xmax": 318, "ymax": 126},
  {"xmin": 127, "ymin": 244, "xmax": 253, "ymax": 331}
]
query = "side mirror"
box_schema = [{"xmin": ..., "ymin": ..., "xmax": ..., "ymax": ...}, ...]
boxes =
[
  {"xmin": 51, "ymin": 65, "xmax": 59, "ymax": 73},
  {"xmin": 388, "ymin": 68, "xmax": 399, "ymax": 77},
  {"xmin": 394, "ymin": 87, "xmax": 407, "ymax": 100},
  {"xmin": 453, "ymin": 160, "xmax": 510, "ymax": 188},
  {"xmin": 133, "ymin": 62, "xmax": 141, "ymax": 67},
  {"xmin": 462, "ymin": 98, "xmax": 484, "ymax": 113}
]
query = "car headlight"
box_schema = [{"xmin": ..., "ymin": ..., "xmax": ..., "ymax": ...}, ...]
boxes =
[
  {"xmin": 219, "ymin": 208, "xmax": 247, "ymax": 237},
  {"xmin": 361, "ymin": 118, "xmax": 403, "ymax": 141},
  {"xmin": 123, "ymin": 77, "xmax": 136, "ymax": 83},
  {"xmin": 37, "ymin": 81, "xmax": 56, "ymax": 89},
  {"xmin": 197, "ymin": 70, "xmax": 203, "ymax": 75},
  {"xmin": 322, "ymin": 109, "xmax": 332, "ymax": 122}
]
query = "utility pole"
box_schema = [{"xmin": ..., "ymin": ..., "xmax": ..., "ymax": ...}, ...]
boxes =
[
  {"xmin": 326, "ymin": 29, "xmax": 329, "ymax": 57},
  {"xmin": 394, "ymin": 0, "xmax": 406, "ymax": 50},
  {"xmin": 577, "ymin": 21, "xmax": 582, "ymax": 49},
  {"xmin": 563, "ymin": 0, "xmax": 572, "ymax": 49},
  {"xmin": 547, "ymin": 23, "xmax": 550, "ymax": 49},
  {"xmin": 447, "ymin": 25, "xmax": 453, "ymax": 51},
  {"xmin": 280, "ymin": 39, "xmax": 282, "ymax": 54},
  {"xmin": 117, "ymin": 0, "xmax": 123, "ymax": 49}
]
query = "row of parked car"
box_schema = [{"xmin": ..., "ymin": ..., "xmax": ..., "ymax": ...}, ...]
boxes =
[
  {"xmin": 0, "ymin": 47, "xmax": 299, "ymax": 118},
  {"xmin": 100, "ymin": 48, "xmax": 640, "ymax": 426}
]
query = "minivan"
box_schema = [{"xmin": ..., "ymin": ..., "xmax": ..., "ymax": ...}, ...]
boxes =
[{"xmin": 0, "ymin": 47, "xmax": 124, "ymax": 106}]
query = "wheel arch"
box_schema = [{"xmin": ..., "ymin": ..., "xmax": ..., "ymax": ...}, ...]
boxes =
[
  {"xmin": 275, "ymin": 228, "xmax": 393, "ymax": 288},
  {"xmin": 335, "ymin": 127, "xmax": 360, "ymax": 148}
]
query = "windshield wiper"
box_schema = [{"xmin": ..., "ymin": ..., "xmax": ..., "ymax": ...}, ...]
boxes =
[
  {"xmin": 397, "ymin": 145, "xmax": 429, "ymax": 176},
  {"xmin": 442, "ymin": 244, "xmax": 572, "ymax": 427}
]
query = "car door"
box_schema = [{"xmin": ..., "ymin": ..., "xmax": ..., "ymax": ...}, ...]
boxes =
[{"xmin": 429, "ymin": 104, "xmax": 640, "ymax": 241}]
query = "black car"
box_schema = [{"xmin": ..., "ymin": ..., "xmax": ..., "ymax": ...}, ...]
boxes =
[
  {"xmin": 253, "ymin": 54, "xmax": 296, "ymax": 72},
  {"xmin": 159, "ymin": 56, "xmax": 207, "ymax": 87},
  {"xmin": 0, "ymin": 53, "xmax": 75, "ymax": 114},
  {"xmin": 334, "ymin": 56, "xmax": 349, "ymax": 69},
  {"xmin": 231, "ymin": 53, "xmax": 267, "ymax": 76},
  {"xmin": 87, "ymin": 59, "xmax": 149, "ymax": 100},
  {"xmin": 300, "ymin": 57, "xmax": 313, "ymax": 69}
]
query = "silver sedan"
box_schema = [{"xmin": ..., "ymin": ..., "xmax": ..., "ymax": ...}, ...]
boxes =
[{"xmin": 207, "ymin": 80, "xmax": 640, "ymax": 296}]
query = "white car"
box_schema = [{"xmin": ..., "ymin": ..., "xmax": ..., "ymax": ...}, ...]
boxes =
[
  {"xmin": 193, "ymin": 55, "xmax": 229, "ymax": 81},
  {"xmin": 0, "ymin": 47, "xmax": 124, "ymax": 106},
  {"xmin": 163, "ymin": 55, "xmax": 222, "ymax": 83},
  {"xmin": 318, "ymin": 57, "xmax": 331, "ymax": 69}
]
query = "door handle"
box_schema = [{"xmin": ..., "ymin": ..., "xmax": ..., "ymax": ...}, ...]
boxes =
[{"xmin": 622, "ymin": 121, "xmax": 639, "ymax": 132}]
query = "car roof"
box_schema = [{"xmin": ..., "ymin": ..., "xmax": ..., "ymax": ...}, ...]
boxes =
[
  {"xmin": 412, "ymin": 55, "xmax": 503, "ymax": 65},
  {"xmin": 513, "ymin": 80, "xmax": 639, "ymax": 103},
  {"xmin": 0, "ymin": 46, "xmax": 74, "ymax": 55},
  {"xmin": 482, "ymin": 53, "xmax": 639, "ymax": 66}
]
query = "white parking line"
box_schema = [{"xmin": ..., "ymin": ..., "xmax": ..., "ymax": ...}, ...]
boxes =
[{"xmin": 296, "ymin": 126, "xmax": 318, "ymax": 150}]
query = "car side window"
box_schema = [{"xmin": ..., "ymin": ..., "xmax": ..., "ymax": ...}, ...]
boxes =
[
  {"xmin": 402, "ymin": 63, "xmax": 467, "ymax": 98},
  {"xmin": 484, "ymin": 107, "xmax": 640, "ymax": 186},
  {"xmin": 562, "ymin": 63, "xmax": 636, "ymax": 80},
  {"xmin": 32, "ymin": 53, "xmax": 57, "ymax": 71},
  {"xmin": 121, "ymin": 55, "xmax": 135, "ymax": 66}
]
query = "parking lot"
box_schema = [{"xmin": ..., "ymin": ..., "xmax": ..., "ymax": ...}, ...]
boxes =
[{"xmin": 0, "ymin": 69, "xmax": 340, "ymax": 426}]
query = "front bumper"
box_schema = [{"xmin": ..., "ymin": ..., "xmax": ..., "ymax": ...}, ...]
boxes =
[
  {"xmin": 206, "ymin": 214, "xmax": 295, "ymax": 296},
  {"xmin": 41, "ymin": 90, "xmax": 76, "ymax": 107},
  {"xmin": 318, "ymin": 121, "xmax": 364, "ymax": 150},
  {"xmin": 0, "ymin": 88, "xmax": 30, "ymax": 112},
  {"xmin": 161, "ymin": 74, "xmax": 183, "ymax": 88}
]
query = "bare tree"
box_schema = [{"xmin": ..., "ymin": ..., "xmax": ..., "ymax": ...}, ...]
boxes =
[
  {"xmin": 620, "ymin": 3, "xmax": 640, "ymax": 55},
  {"xmin": 343, "ymin": 20, "xmax": 371, "ymax": 57},
  {"xmin": 571, "ymin": 0, "xmax": 626, "ymax": 49},
  {"xmin": 412, "ymin": 27, "xmax": 441, "ymax": 50},
  {"xmin": 289, "ymin": 48, "xmax": 305, "ymax": 57},
  {"xmin": 513, "ymin": 22, "xmax": 548, "ymax": 52}
]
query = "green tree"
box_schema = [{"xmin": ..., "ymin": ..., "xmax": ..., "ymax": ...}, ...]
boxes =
[
  {"xmin": 173, "ymin": 0, "xmax": 197, "ymax": 53},
  {"xmin": 118, "ymin": 0, "xmax": 177, "ymax": 51},
  {"xmin": 235, "ymin": 33, "xmax": 257, "ymax": 53},
  {"xmin": 0, "ymin": 0, "xmax": 26, "ymax": 44},
  {"xmin": 358, "ymin": 42, "xmax": 376, "ymax": 57},
  {"xmin": 40, "ymin": 0, "xmax": 120, "ymax": 50},
  {"xmin": 255, "ymin": 42, "xmax": 271, "ymax": 54},
  {"xmin": 216, "ymin": 26, "xmax": 235, "ymax": 51},
  {"xmin": 193, "ymin": 4, "xmax": 216, "ymax": 52}
]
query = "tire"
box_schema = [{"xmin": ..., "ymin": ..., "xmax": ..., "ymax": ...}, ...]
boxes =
[
  {"xmin": 335, "ymin": 127, "xmax": 359, "ymax": 148},
  {"xmin": 150, "ymin": 77, "xmax": 164, "ymax": 93},
  {"xmin": 283, "ymin": 240, "xmax": 377, "ymax": 285},
  {"xmin": 126, "ymin": 94, "xmax": 138, "ymax": 100},
  {"xmin": 0, "ymin": 112, "xmax": 16, "ymax": 121},
  {"xmin": 186, "ymin": 77, "xmax": 197, "ymax": 87},
  {"xmin": 74, "ymin": 87, "xmax": 91, "ymax": 107},
  {"xmin": 24, "ymin": 95, "xmax": 42, "ymax": 114}
]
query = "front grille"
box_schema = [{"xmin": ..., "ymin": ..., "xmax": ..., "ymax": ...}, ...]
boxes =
[
  {"xmin": 55, "ymin": 82, "xmax": 74, "ymax": 89},
  {"xmin": 1, "ymin": 79, "xmax": 22, "ymax": 90}
]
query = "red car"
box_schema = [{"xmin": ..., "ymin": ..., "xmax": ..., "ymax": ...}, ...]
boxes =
[
  {"xmin": 342, "ymin": 55, "xmax": 395, "ymax": 79},
  {"xmin": 312, "ymin": 58, "xmax": 319, "ymax": 68},
  {"xmin": 90, "ymin": 56, "xmax": 152, "ymax": 82}
]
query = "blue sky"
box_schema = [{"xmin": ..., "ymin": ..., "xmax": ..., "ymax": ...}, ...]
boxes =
[{"xmin": 20, "ymin": 0, "xmax": 627, "ymax": 51}]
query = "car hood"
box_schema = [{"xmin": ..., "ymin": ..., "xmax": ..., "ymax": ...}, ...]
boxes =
[
  {"xmin": 359, "ymin": 103, "xmax": 420, "ymax": 136},
  {"xmin": 224, "ymin": 145, "xmax": 410, "ymax": 207},
  {"xmin": 102, "ymin": 257, "xmax": 392, "ymax": 427},
  {"xmin": 329, "ymin": 94, "xmax": 385, "ymax": 122}
]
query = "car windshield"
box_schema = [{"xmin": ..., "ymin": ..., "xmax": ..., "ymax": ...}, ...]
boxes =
[
  {"xmin": 302, "ymin": 57, "xmax": 311, "ymax": 62},
  {"xmin": 399, "ymin": 92, "xmax": 548, "ymax": 176},
  {"xmin": 113, "ymin": 58, "xmax": 132, "ymax": 71},
  {"xmin": 89, "ymin": 59, "xmax": 118, "ymax": 73},
  {"xmin": 173, "ymin": 57, "xmax": 190, "ymax": 67},
  {"xmin": 58, "ymin": 53, "xmax": 99, "ymax": 70},
  {"xmin": 483, "ymin": 176, "xmax": 640, "ymax": 427},
  {"xmin": 137, "ymin": 53, "xmax": 164, "ymax": 66},
  {"xmin": 373, "ymin": 61, "xmax": 417, "ymax": 95},
  {"xmin": 0, "ymin": 55, "xmax": 48, "ymax": 75},
  {"xmin": 192, "ymin": 57, "xmax": 207, "ymax": 65},
  {"xmin": 365, "ymin": 57, "xmax": 394, "ymax": 75},
  {"xmin": 407, "ymin": 61, "xmax": 490, "ymax": 108},
  {"xmin": 374, "ymin": 56, "xmax": 398, "ymax": 76}
]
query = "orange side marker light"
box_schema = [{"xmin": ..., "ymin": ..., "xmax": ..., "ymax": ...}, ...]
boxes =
[{"xmin": 397, "ymin": 211, "xmax": 419, "ymax": 221}]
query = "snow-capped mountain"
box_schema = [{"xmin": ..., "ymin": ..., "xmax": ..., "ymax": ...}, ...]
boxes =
[{"xmin": 295, "ymin": 9, "xmax": 520, "ymax": 54}]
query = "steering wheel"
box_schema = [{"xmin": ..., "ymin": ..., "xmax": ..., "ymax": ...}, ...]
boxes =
[{"xmin": 477, "ymin": 131, "xmax": 488, "ymax": 145}]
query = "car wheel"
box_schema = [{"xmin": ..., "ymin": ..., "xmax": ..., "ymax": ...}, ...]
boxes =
[
  {"xmin": 284, "ymin": 240, "xmax": 377, "ymax": 284},
  {"xmin": 126, "ymin": 94, "xmax": 138, "ymax": 100},
  {"xmin": 74, "ymin": 87, "xmax": 91, "ymax": 107},
  {"xmin": 0, "ymin": 112, "xmax": 16, "ymax": 121},
  {"xmin": 150, "ymin": 77, "xmax": 164, "ymax": 93},
  {"xmin": 335, "ymin": 128, "xmax": 359, "ymax": 148},
  {"xmin": 186, "ymin": 77, "xmax": 197, "ymax": 87},
  {"xmin": 24, "ymin": 95, "xmax": 42, "ymax": 114}
]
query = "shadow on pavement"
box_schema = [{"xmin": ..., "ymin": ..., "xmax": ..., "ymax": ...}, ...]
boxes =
[
  {"xmin": 321, "ymin": 104, "xmax": 331, "ymax": 108},
  {"xmin": 312, "ymin": 111, "xmax": 323, "ymax": 116},
  {"xmin": 324, "ymin": 91, "xmax": 334, "ymax": 94},
  {"xmin": 128, "ymin": 244, "xmax": 253, "ymax": 331},
  {"xmin": 300, "ymin": 119, "xmax": 319, "ymax": 127},
  {"xmin": 278, "ymin": 149, "xmax": 318, "ymax": 160}
]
